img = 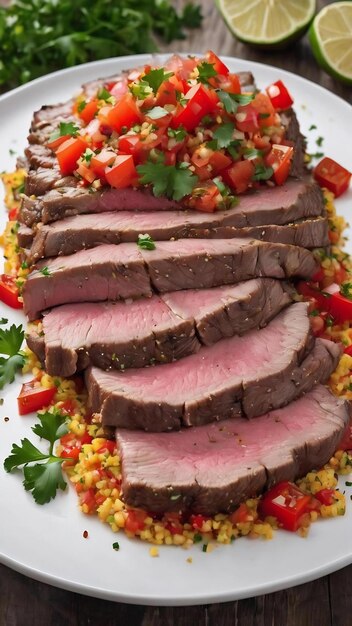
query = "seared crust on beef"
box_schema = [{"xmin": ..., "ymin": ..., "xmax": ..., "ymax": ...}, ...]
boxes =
[
  {"xmin": 26, "ymin": 279, "xmax": 293, "ymax": 376},
  {"xmin": 116, "ymin": 386, "xmax": 350, "ymax": 515},
  {"xmin": 22, "ymin": 238, "xmax": 318, "ymax": 320}
]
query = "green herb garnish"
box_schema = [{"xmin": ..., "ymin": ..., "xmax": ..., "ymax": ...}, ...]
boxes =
[
  {"xmin": 217, "ymin": 90, "xmax": 254, "ymax": 114},
  {"xmin": 48, "ymin": 121, "xmax": 80, "ymax": 144},
  {"xmin": 252, "ymin": 164, "xmax": 274, "ymax": 181},
  {"xmin": 112, "ymin": 541, "xmax": 120, "ymax": 551},
  {"xmin": 0, "ymin": 322, "xmax": 25, "ymax": 390},
  {"xmin": 4, "ymin": 410, "xmax": 70, "ymax": 504},
  {"xmin": 197, "ymin": 61, "xmax": 217, "ymax": 84},
  {"xmin": 39, "ymin": 266, "xmax": 51, "ymax": 277},
  {"xmin": 143, "ymin": 68, "xmax": 174, "ymax": 94},
  {"xmin": 137, "ymin": 234, "xmax": 156, "ymax": 250},
  {"xmin": 137, "ymin": 155, "xmax": 197, "ymax": 201}
]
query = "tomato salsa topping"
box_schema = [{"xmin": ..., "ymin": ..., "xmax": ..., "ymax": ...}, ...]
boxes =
[{"xmin": 46, "ymin": 52, "xmax": 295, "ymax": 212}]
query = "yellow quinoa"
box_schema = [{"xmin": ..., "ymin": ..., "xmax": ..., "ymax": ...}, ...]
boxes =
[{"xmin": 2, "ymin": 172, "xmax": 352, "ymax": 547}]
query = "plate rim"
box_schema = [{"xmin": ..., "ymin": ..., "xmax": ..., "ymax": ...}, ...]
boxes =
[{"xmin": 0, "ymin": 53, "xmax": 351, "ymax": 606}]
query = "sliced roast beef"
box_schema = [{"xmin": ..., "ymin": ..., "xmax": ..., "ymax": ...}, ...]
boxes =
[
  {"xmin": 24, "ymin": 144, "xmax": 57, "ymax": 170},
  {"xmin": 85, "ymin": 303, "xmax": 341, "ymax": 431},
  {"xmin": 22, "ymin": 238, "xmax": 317, "ymax": 320},
  {"xmin": 27, "ymin": 279, "xmax": 293, "ymax": 376},
  {"xmin": 24, "ymin": 167, "xmax": 76, "ymax": 196},
  {"xmin": 19, "ymin": 177, "xmax": 324, "ymax": 228},
  {"xmin": 26, "ymin": 208, "xmax": 329, "ymax": 262},
  {"xmin": 116, "ymin": 385, "xmax": 350, "ymax": 515},
  {"xmin": 31, "ymin": 100, "xmax": 74, "ymax": 129},
  {"xmin": 281, "ymin": 108, "xmax": 307, "ymax": 178}
]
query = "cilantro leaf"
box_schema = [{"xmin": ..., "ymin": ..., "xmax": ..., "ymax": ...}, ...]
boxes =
[
  {"xmin": 137, "ymin": 234, "xmax": 156, "ymax": 250},
  {"xmin": 4, "ymin": 438, "xmax": 48, "ymax": 472},
  {"xmin": 243, "ymin": 148, "xmax": 263, "ymax": 160},
  {"xmin": 48, "ymin": 121, "xmax": 80, "ymax": 144},
  {"xmin": 23, "ymin": 461, "xmax": 67, "ymax": 505},
  {"xmin": 32, "ymin": 410, "xmax": 69, "ymax": 454},
  {"xmin": 212, "ymin": 123, "xmax": 235, "ymax": 149},
  {"xmin": 197, "ymin": 61, "xmax": 217, "ymax": 84},
  {"xmin": 252, "ymin": 164, "xmax": 274, "ymax": 181},
  {"xmin": 340, "ymin": 283, "xmax": 352, "ymax": 300},
  {"xmin": 143, "ymin": 68, "xmax": 174, "ymax": 94},
  {"xmin": 129, "ymin": 80, "xmax": 153, "ymax": 100},
  {"xmin": 97, "ymin": 87, "xmax": 113, "ymax": 102},
  {"xmin": 39, "ymin": 266, "xmax": 51, "ymax": 276},
  {"xmin": 0, "ymin": 354, "xmax": 25, "ymax": 390},
  {"xmin": 217, "ymin": 90, "xmax": 254, "ymax": 114},
  {"xmin": 77, "ymin": 100, "xmax": 87, "ymax": 113},
  {"xmin": 137, "ymin": 157, "xmax": 197, "ymax": 201},
  {"xmin": 167, "ymin": 127, "xmax": 186, "ymax": 142},
  {"xmin": 4, "ymin": 410, "xmax": 71, "ymax": 505},
  {"xmin": 0, "ymin": 323, "xmax": 24, "ymax": 356},
  {"xmin": 146, "ymin": 106, "xmax": 169, "ymax": 120},
  {"xmin": 0, "ymin": 318, "xmax": 8, "ymax": 325}
]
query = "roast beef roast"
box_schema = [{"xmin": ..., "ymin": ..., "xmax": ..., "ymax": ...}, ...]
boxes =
[
  {"xmin": 22, "ymin": 238, "xmax": 317, "ymax": 320},
  {"xmin": 85, "ymin": 303, "xmax": 341, "ymax": 431},
  {"xmin": 116, "ymin": 385, "xmax": 350, "ymax": 515},
  {"xmin": 19, "ymin": 177, "xmax": 323, "ymax": 229},
  {"xmin": 26, "ymin": 210, "xmax": 328, "ymax": 262},
  {"xmin": 27, "ymin": 279, "xmax": 293, "ymax": 376}
]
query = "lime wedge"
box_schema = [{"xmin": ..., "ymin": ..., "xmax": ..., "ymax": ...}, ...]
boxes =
[
  {"xmin": 309, "ymin": 2, "xmax": 352, "ymax": 85},
  {"xmin": 216, "ymin": 0, "xmax": 316, "ymax": 48}
]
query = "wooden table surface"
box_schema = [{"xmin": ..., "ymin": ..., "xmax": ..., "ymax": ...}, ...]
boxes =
[{"xmin": 1, "ymin": 1, "xmax": 351, "ymax": 624}]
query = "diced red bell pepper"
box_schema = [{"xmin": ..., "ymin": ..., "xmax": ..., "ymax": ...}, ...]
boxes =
[
  {"xmin": 90, "ymin": 149, "xmax": 116, "ymax": 178},
  {"xmin": 266, "ymin": 80, "xmax": 294, "ymax": 111},
  {"xmin": 190, "ymin": 513, "xmax": 208, "ymax": 530},
  {"xmin": 78, "ymin": 99, "xmax": 99, "ymax": 125},
  {"xmin": 265, "ymin": 144, "xmax": 293, "ymax": 185},
  {"xmin": 9, "ymin": 207, "xmax": 18, "ymax": 221},
  {"xmin": 259, "ymin": 481, "xmax": 317, "ymax": 532},
  {"xmin": 106, "ymin": 94, "xmax": 141, "ymax": 133},
  {"xmin": 156, "ymin": 75, "xmax": 187, "ymax": 107},
  {"xmin": 96, "ymin": 440, "xmax": 116, "ymax": 455},
  {"xmin": 205, "ymin": 50, "xmax": 229, "ymax": 75},
  {"xmin": 328, "ymin": 291, "xmax": 352, "ymax": 324},
  {"xmin": 209, "ymin": 150, "xmax": 232, "ymax": 173},
  {"xmin": 17, "ymin": 380, "xmax": 56, "ymax": 415},
  {"xmin": 80, "ymin": 488, "xmax": 97, "ymax": 513},
  {"xmin": 172, "ymin": 83, "xmax": 217, "ymax": 131},
  {"xmin": 222, "ymin": 160, "xmax": 255, "ymax": 194},
  {"xmin": 56, "ymin": 136, "xmax": 88, "ymax": 175},
  {"xmin": 344, "ymin": 345, "xmax": 352, "ymax": 357},
  {"xmin": 105, "ymin": 155, "xmax": 137, "ymax": 189},
  {"xmin": 235, "ymin": 105, "xmax": 259, "ymax": 133},
  {"xmin": 314, "ymin": 157, "xmax": 351, "ymax": 198},
  {"xmin": 0, "ymin": 274, "xmax": 22, "ymax": 309}
]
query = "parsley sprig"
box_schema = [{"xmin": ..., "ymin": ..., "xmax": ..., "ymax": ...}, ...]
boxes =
[
  {"xmin": 4, "ymin": 410, "xmax": 70, "ymax": 504},
  {"xmin": 137, "ymin": 155, "xmax": 198, "ymax": 201},
  {"xmin": 0, "ymin": 323, "xmax": 25, "ymax": 390}
]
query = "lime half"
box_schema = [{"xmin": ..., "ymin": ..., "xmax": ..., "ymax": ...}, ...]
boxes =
[
  {"xmin": 309, "ymin": 2, "xmax": 352, "ymax": 85},
  {"xmin": 216, "ymin": 0, "xmax": 316, "ymax": 48}
]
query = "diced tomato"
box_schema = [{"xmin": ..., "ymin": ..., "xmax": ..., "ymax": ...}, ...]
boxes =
[
  {"xmin": 59, "ymin": 430, "xmax": 93, "ymax": 463},
  {"xmin": 96, "ymin": 440, "xmax": 116, "ymax": 455},
  {"xmin": 344, "ymin": 345, "xmax": 352, "ymax": 357},
  {"xmin": 76, "ymin": 159, "xmax": 96, "ymax": 184},
  {"xmin": 17, "ymin": 380, "xmax": 56, "ymax": 415},
  {"xmin": 191, "ymin": 147, "xmax": 212, "ymax": 168},
  {"xmin": 259, "ymin": 481, "xmax": 317, "ymax": 532},
  {"xmin": 222, "ymin": 160, "xmax": 255, "ymax": 194},
  {"xmin": 252, "ymin": 132, "xmax": 271, "ymax": 153},
  {"xmin": 124, "ymin": 509, "xmax": 148, "ymax": 534},
  {"xmin": 80, "ymin": 488, "xmax": 97, "ymax": 513},
  {"xmin": 118, "ymin": 134, "xmax": 142, "ymax": 157},
  {"xmin": 266, "ymin": 80, "xmax": 294, "ymax": 111},
  {"xmin": 193, "ymin": 164, "xmax": 211, "ymax": 181},
  {"xmin": 190, "ymin": 513, "xmax": 208, "ymax": 530},
  {"xmin": 0, "ymin": 274, "xmax": 22, "ymax": 309},
  {"xmin": 265, "ymin": 144, "xmax": 293, "ymax": 185},
  {"xmin": 57, "ymin": 399, "xmax": 76, "ymax": 416},
  {"xmin": 90, "ymin": 149, "xmax": 116, "ymax": 178},
  {"xmin": 9, "ymin": 207, "xmax": 18, "ymax": 221},
  {"xmin": 314, "ymin": 157, "xmax": 351, "ymax": 198},
  {"xmin": 229, "ymin": 503, "xmax": 252, "ymax": 525},
  {"xmin": 56, "ymin": 136, "xmax": 88, "ymax": 175},
  {"xmin": 172, "ymin": 83, "xmax": 217, "ymax": 131},
  {"xmin": 164, "ymin": 54, "xmax": 198, "ymax": 80},
  {"xmin": 315, "ymin": 489, "xmax": 336, "ymax": 506},
  {"xmin": 106, "ymin": 94, "xmax": 141, "ymax": 133},
  {"xmin": 235, "ymin": 105, "xmax": 259, "ymax": 133},
  {"xmin": 191, "ymin": 181, "xmax": 219, "ymax": 212},
  {"xmin": 296, "ymin": 281, "xmax": 330, "ymax": 311},
  {"xmin": 156, "ymin": 75, "xmax": 187, "ymax": 107},
  {"xmin": 78, "ymin": 99, "xmax": 99, "ymax": 124},
  {"xmin": 205, "ymin": 51, "xmax": 229, "ymax": 75},
  {"xmin": 164, "ymin": 151, "xmax": 176, "ymax": 166},
  {"xmin": 209, "ymin": 72, "xmax": 241, "ymax": 94},
  {"xmin": 47, "ymin": 134, "xmax": 71, "ymax": 151},
  {"xmin": 252, "ymin": 92, "xmax": 277, "ymax": 128},
  {"xmin": 105, "ymin": 155, "xmax": 137, "ymax": 189},
  {"xmin": 209, "ymin": 150, "xmax": 232, "ymax": 173},
  {"xmin": 337, "ymin": 419, "xmax": 352, "ymax": 451}
]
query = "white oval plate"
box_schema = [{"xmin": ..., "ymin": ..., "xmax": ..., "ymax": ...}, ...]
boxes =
[{"xmin": 0, "ymin": 55, "xmax": 352, "ymax": 607}]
